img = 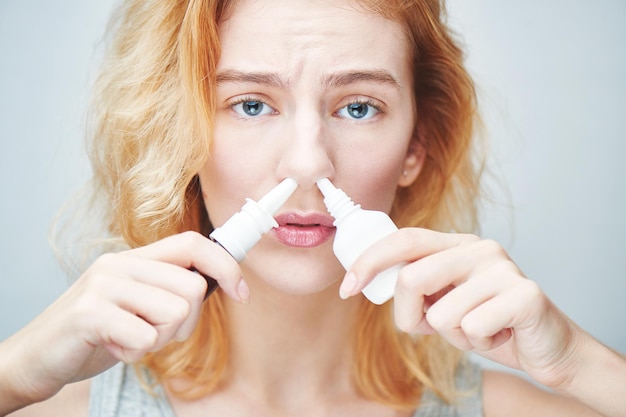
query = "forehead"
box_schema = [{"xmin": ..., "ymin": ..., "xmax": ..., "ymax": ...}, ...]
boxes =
[{"xmin": 217, "ymin": 0, "xmax": 412, "ymax": 85}]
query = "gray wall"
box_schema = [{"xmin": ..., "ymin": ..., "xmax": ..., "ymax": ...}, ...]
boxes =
[{"xmin": 1, "ymin": 1, "xmax": 625, "ymax": 363}]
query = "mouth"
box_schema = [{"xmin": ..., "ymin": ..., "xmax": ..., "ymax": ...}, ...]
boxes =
[
  {"xmin": 275, "ymin": 212, "xmax": 335, "ymax": 227},
  {"xmin": 272, "ymin": 212, "xmax": 336, "ymax": 247}
]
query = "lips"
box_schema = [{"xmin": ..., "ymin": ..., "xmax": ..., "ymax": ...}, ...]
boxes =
[{"xmin": 272, "ymin": 212, "xmax": 336, "ymax": 247}]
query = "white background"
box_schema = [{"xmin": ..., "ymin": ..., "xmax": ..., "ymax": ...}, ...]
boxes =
[{"xmin": 1, "ymin": 0, "xmax": 625, "ymax": 365}]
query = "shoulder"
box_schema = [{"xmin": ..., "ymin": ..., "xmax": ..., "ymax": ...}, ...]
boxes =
[
  {"xmin": 482, "ymin": 370, "xmax": 600, "ymax": 417},
  {"xmin": 7, "ymin": 379, "xmax": 90, "ymax": 417}
]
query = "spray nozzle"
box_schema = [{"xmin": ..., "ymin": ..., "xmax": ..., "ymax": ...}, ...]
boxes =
[
  {"xmin": 316, "ymin": 178, "xmax": 361, "ymax": 223},
  {"xmin": 259, "ymin": 177, "xmax": 298, "ymax": 214},
  {"xmin": 316, "ymin": 178, "xmax": 334, "ymax": 197}
]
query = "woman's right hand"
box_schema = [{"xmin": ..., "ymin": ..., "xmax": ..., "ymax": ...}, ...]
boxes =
[{"xmin": 0, "ymin": 231, "xmax": 247, "ymax": 413}]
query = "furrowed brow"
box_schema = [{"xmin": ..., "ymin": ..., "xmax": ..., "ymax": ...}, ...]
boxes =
[
  {"xmin": 322, "ymin": 70, "xmax": 401, "ymax": 90},
  {"xmin": 216, "ymin": 70, "xmax": 287, "ymax": 88}
]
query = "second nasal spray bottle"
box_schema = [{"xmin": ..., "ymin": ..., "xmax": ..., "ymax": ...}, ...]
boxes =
[{"xmin": 317, "ymin": 178, "xmax": 404, "ymax": 305}]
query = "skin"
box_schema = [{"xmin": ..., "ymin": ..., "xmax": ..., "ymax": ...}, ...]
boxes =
[{"xmin": 2, "ymin": 1, "xmax": 624, "ymax": 416}]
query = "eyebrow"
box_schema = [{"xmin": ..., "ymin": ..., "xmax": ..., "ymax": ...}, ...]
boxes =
[
  {"xmin": 322, "ymin": 70, "xmax": 401, "ymax": 90},
  {"xmin": 216, "ymin": 70, "xmax": 287, "ymax": 89},
  {"xmin": 216, "ymin": 69, "xmax": 400, "ymax": 90}
]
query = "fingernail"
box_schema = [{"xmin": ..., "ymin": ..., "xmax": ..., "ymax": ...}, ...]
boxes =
[
  {"xmin": 339, "ymin": 272, "xmax": 358, "ymax": 300},
  {"xmin": 237, "ymin": 279, "xmax": 250, "ymax": 304}
]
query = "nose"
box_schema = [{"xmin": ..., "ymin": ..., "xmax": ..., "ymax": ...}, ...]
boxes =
[{"xmin": 275, "ymin": 109, "xmax": 335, "ymax": 190}]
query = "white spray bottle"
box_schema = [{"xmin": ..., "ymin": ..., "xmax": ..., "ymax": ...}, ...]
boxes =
[
  {"xmin": 317, "ymin": 178, "xmax": 404, "ymax": 305},
  {"xmin": 202, "ymin": 178, "xmax": 298, "ymax": 296}
]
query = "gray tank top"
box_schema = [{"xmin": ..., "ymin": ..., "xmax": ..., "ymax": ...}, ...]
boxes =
[{"xmin": 89, "ymin": 360, "xmax": 482, "ymax": 416}]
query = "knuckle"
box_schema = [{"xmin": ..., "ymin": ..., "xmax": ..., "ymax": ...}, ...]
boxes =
[
  {"xmin": 396, "ymin": 227, "xmax": 418, "ymax": 243},
  {"xmin": 167, "ymin": 298, "xmax": 192, "ymax": 324},
  {"xmin": 190, "ymin": 274, "xmax": 209, "ymax": 301},
  {"xmin": 505, "ymin": 279, "xmax": 549, "ymax": 319},
  {"xmin": 489, "ymin": 258, "xmax": 521, "ymax": 279},
  {"xmin": 459, "ymin": 233, "xmax": 481, "ymax": 245},
  {"xmin": 425, "ymin": 306, "xmax": 449, "ymax": 331},
  {"xmin": 399, "ymin": 227, "xmax": 431, "ymax": 250},
  {"xmin": 180, "ymin": 271, "xmax": 208, "ymax": 301},
  {"xmin": 477, "ymin": 239, "xmax": 507, "ymax": 257},
  {"xmin": 132, "ymin": 329, "xmax": 159, "ymax": 354},
  {"xmin": 92, "ymin": 252, "xmax": 120, "ymax": 269},
  {"xmin": 180, "ymin": 230, "xmax": 206, "ymax": 247},
  {"xmin": 396, "ymin": 267, "xmax": 417, "ymax": 291},
  {"xmin": 517, "ymin": 279, "xmax": 546, "ymax": 307},
  {"xmin": 460, "ymin": 316, "xmax": 485, "ymax": 340},
  {"xmin": 80, "ymin": 269, "xmax": 114, "ymax": 293}
]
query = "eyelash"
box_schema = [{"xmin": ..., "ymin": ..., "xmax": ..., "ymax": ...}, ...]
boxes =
[
  {"xmin": 334, "ymin": 98, "xmax": 383, "ymax": 121},
  {"xmin": 227, "ymin": 95, "xmax": 276, "ymax": 118}
]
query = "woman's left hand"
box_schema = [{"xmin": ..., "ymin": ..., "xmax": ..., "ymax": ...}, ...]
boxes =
[{"xmin": 340, "ymin": 227, "xmax": 583, "ymax": 390}]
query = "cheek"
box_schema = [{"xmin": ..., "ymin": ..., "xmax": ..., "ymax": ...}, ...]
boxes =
[
  {"xmin": 335, "ymin": 129, "xmax": 413, "ymax": 213},
  {"xmin": 336, "ymin": 145, "xmax": 405, "ymax": 213},
  {"xmin": 197, "ymin": 127, "xmax": 276, "ymax": 225},
  {"xmin": 208, "ymin": 119, "xmax": 284, "ymax": 178}
]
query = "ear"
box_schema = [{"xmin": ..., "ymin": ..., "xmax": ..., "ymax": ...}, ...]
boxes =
[{"xmin": 398, "ymin": 139, "xmax": 426, "ymax": 188}]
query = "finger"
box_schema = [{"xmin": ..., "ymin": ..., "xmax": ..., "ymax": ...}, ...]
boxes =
[
  {"xmin": 462, "ymin": 280, "xmax": 548, "ymax": 353},
  {"xmin": 424, "ymin": 269, "xmax": 515, "ymax": 344},
  {"xmin": 460, "ymin": 296, "xmax": 518, "ymax": 352},
  {"xmin": 135, "ymin": 267, "xmax": 205, "ymax": 341},
  {"xmin": 83, "ymin": 256, "xmax": 207, "ymax": 343},
  {"xmin": 341, "ymin": 228, "xmax": 479, "ymax": 298},
  {"xmin": 100, "ymin": 254, "xmax": 207, "ymax": 301},
  {"xmin": 112, "ymin": 280, "xmax": 195, "ymax": 346},
  {"xmin": 87, "ymin": 254, "xmax": 206, "ymax": 340},
  {"xmin": 392, "ymin": 241, "xmax": 492, "ymax": 333},
  {"xmin": 91, "ymin": 279, "xmax": 196, "ymax": 361},
  {"xmin": 456, "ymin": 275, "xmax": 530, "ymax": 352},
  {"xmin": 122, "ymin": 231, "xmax": 248, "ymax": 303},
  {"xmin": 393, "ymin": 284, "xmax": 453, "ymax": 335},
  {"xmin": 90, "ymin": 305, "xmax": 159, "ymax": 363}
]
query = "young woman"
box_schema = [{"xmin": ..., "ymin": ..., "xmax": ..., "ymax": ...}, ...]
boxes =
[{"xmin": 2, "ymin": 0, "xmax": 624, "ymax": 416}]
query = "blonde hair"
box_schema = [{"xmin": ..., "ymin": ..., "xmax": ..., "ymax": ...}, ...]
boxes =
[{"xmin": 76, "ymin": 0, "xmax": 481, "ymax": 410}]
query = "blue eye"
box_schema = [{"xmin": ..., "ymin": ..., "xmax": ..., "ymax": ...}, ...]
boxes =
[
  {"xmin": 232, "ymin": 100, "xmax": 275, "ymax": 117},
  {"xmin": 337, "ymin": 101, "xmax": 379, "ymax": 120}
]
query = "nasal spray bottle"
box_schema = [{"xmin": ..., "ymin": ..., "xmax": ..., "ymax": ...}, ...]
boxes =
[
  {"xmin": 202, "ymin": 178, "xmax": 298, "ymax": 296},
  {"xmin": 317, "ymin": 178, "xmax": 404, "ymax": 305}
]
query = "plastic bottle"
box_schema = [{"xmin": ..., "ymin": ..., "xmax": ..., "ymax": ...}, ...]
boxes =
[
  {"xmin": 317, "ymin": 178, "xmax": 404, "ymax": 305},
  {"xmin": 201, "ymin": 178, "xmax": 298, "ymax": 297}
]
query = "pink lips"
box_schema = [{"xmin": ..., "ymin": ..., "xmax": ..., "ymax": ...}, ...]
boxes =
[{"xmin": 272, "ymin": 212, "xmax": 336, "ymax": 248}]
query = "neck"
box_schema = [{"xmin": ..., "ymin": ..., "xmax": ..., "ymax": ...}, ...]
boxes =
[{"xmin": 223, "ymin": 280, "xmax": 363, "ymax": 408}]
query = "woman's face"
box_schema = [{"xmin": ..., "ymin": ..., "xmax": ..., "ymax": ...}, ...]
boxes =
[{"xmin": 198, "ymin": 0, "xmax": 423, "ymax": 295}]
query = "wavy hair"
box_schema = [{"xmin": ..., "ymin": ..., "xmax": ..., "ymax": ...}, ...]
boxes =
[{"xmin": 77, "ymin": 0, "xmax": 482, "ymax": 410}]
